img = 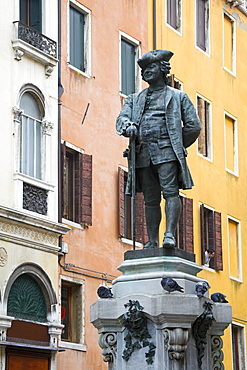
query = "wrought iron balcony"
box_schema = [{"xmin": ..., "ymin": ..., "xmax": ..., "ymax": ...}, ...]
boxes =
[{"xmin": 13, "ymin": 21, "xmax": 57, "ymax": 59}]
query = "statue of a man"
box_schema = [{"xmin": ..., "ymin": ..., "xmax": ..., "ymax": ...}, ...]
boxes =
[{"xmin": 116, "ymin": 50, "xmax": 201, "ymax": 249}]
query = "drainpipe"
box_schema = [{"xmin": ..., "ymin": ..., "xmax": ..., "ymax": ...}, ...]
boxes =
[
  {"xmin": 153, "ymin": 0, "xmax": 157, "ymax": 50},
  {"xmin": 58, "ymin": 0, "xmax": 64, "ymax": 254}
]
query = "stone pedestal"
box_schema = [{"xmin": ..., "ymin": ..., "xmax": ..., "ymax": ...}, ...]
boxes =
[{"xmin": 91, "ymin": 249, "xmax": 231, "ymax": 370}]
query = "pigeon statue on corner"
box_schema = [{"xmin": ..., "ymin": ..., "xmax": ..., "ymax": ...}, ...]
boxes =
[
  {"xmin": 195, "ymin": 281, "xmax": 210, "ymax": 298},
  {"xmin": 161, "ymin": 277, "xmax": 184, "ymax": 293},
  {"xmin": 97, "ymin": 286, "xmax": 113, "ymax": 299},
  {"xmin": 211, "ymin": 292, "xmax": 228, "ymax": 303}
]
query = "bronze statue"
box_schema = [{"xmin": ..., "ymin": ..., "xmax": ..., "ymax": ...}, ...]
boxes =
[{"xmin": 116, "ymin": 50, "xmax": 201, "ymax": 249}]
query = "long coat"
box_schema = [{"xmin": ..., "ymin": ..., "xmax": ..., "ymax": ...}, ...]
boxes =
[{"xmin": 116, "ymin": 85, "xmax": 201, "ymax": 191}]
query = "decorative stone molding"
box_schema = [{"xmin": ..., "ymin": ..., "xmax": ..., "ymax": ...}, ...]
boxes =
[
  {"xmin": 0, "ymin": 316, "xmax": 14, "ymax": 341},
  {"xmin": 48, "ymin": 323, "xmax": 64, "ymax": 347},
  {"xmin": 211, "ymin": 335, "xmax": 224, "ymax": 369},
  {"xmin": 0, "ymin": 248, "xmax": 8, "ymax": 267},
  {"xmin": 14, "ymin": 48, "xmax": 24, "ymax": 61},
  {"xmin": 163, "ymin": 327, "xmax": 189, "ymax": 360},
  {"xmin": 98, "ymin": 332, "xmax": 117, "ymax": 362},
  {"xmin": 41, "ymin": 120, "xmax": 54, "ymax": 135},
  {"xmin": 13, "ymin": 107, "xmax": 23, "ymax": 122},
  {"xmin": 192, "ymin": 301, "xmax": 215, "ymax": 370},
  {"xmin": 45, "ymin": 65, "xmax": 54, "ymax": 77}
]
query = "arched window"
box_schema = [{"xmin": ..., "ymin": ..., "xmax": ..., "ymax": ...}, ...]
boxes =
[
  {"xmin": 7, "ymin": 274, "xmax": 47, "ymax": 322},
  {"xmin": 20, "ymin": 92, "xmax": 43, "ymax": 179},
  {"xmin": 20, "ymin": 0, "xmax": 42, "ymax": 33}
]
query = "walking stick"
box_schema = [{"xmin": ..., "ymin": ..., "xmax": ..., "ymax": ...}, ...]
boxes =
[{"xmin": 130, "ymin": 136, "xmax": 136, "ymax": 250}]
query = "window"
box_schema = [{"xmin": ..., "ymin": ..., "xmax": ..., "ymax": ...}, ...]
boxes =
[
  {"xmin": 223, "ymin": 12, "xmax": 236, "ymax": 74},
  {"xmin": 175, "ymin": 196, "xmax": 194, "ymax": 253},
  {"xmin": 196, "ymin": 0, "xmax": 209, "ymax": 53},
  {"xmin": 197, "ymin": 95, "xmax": 212, "ymax": 159},
  {"xmin": 69, "ymin": 2, "xmax": 91, "ymax": 74},
  {"xmin": 168, "ymin": 75, "xmax": 183, "ymax": 90},
  {"xmin": 61, "ymin": 143, "xmax": 92, "ymax": 225},
  {"xmin": 7, "ymin": 274, "xmax": 47, "ymax": 322},
  {"xmin": 224, "ymin": 113, "xmax": 238, "ymax": 175},
  {"xmin": 118, "ymin": 167, "xmax": 148, "ymax": 244},
  {"xmin": 232, "ymin": 323, "xmax": 246, "ymax": 370},
  {"xmin": 120, "ymin": 33, "xmax": 140, "ymax": 96},
  {"xmin": 61, "ymin": 279, "xmax": 84, "ymax": 345},
  {"xmin": 200, "ymin": 204, "xmax": 223, "ymax": 270},
  {"xmin": 20, "ymin": 92, "xmax": 43, "ymax": 179},
  {"xmin": 20, "ymin": 0, "xmax": 42, "ymax": 32},
  {"xmin": 228, "ymin": 217, "xmax": 242, "ymax": 281},
  {"xmin": 166, "ymin": 0, "xmax": 181, "ymax": 33}
]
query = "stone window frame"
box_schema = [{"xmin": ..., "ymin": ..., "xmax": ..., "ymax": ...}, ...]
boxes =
[
  {"xmin": 166, "ymin": 0, "xmax": 182, "ymax": 35},
  {"xmin": 58, "ymin": 275, "xmax": 86, "ymax": 352},
  {"xmin": 13, "ymin": 84, "xmax": 55, "ymax": 218},
  {"xmin": 227, "ymin": 215, "xmax": 242, "ymax": 282},
  {"xmin": 119, "ymin": 31, "xmax": 141, "ymax": 97},
  {"xmin": 231, "ymin": 321, "xmax": 246, "ymax": 370},
  {"xmin": 224, "ymin": 111, "xmax": 238, "ymax": 177},
  {"xmin": 196, "ymin": 93, "xmax": 213, "ymax": 162},
  {"xmin": 223, "ymin": 11, "xmax": 236, "ymax": 76},
  {"xmin": 68, "ymin": 0, "xmax": 91, "ymax": 77},
  {"xmin": 195, "ymin": 0, "xmax": 210, "ymax": 56}
]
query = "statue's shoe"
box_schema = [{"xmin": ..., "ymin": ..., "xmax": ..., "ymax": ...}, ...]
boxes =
[
  {"xmin": 143, "ymin": 241, "xmax": 158, "ymax": 249},
  {"xmin": 162, "ymin": 233, "xmax": 176, "ymax": 248}
]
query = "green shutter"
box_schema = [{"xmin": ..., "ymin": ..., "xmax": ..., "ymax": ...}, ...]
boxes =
[
  {"xmin": 70, "ymin": 6, "xmax": 85, "ymax": 71},
  {"xmin": 121, "ymin": 39, "xmax": 135, "ymax": 95}
]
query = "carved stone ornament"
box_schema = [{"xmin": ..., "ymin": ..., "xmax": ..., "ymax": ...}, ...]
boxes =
[
  {"xmin": 14, "ymin": 48, "xmax": 24, "ymax": 61},
  {"xmin": 163, "ymin": 327, "xmax": 189, "ymax": 360},
  {"xmin": 45, "ymin": 65, "xmax": 54, "ymax": 77},
  {"xmin": 192, "ymin": 301, "xmax": 215, "ymax": 370},
  {"xmin": 98, "ymin": 332, "xmax": 117, "ymax": 363},
  {"xmin": 0, "ymin": 247, "xmax": 7, "ymax": 267},
  {"xmin": 13, "ymin": 106, "xmax": 23, "ymax": 122},
  {"xmin": 122, "ymin": 300, "xmax": 156, "ymax": 365},
  {"xmin": 23, "ymin": 182, "xmax": 48, "ymax": 215},
  {"xmin": 41, "ymin": 119, "xmax": 54, "ymax": 135},
  {"xmin": 211, "ymin": 335, "xmax": 224, "ymax": 370}
]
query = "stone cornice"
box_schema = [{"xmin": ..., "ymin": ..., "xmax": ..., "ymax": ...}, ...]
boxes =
[{"xmin": 0, "ymin": 205, "xmax": 69, "ymax": 254}]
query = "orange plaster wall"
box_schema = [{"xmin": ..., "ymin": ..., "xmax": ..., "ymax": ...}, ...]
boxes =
[{"xmin": 57, "ymin": 1, "xmax": 148, "ymax": 368}]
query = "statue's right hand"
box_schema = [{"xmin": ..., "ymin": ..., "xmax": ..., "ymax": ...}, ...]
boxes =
[{"xmin": 126, "ymin": 124, "xmax": 138, "ymax": 138}]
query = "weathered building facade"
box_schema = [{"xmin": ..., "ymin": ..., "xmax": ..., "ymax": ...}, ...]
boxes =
[{"xmin": 150, "ymin": 0, "xmax": 247, "ymax": 368}]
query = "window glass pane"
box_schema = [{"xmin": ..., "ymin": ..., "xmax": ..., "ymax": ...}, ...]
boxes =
[
  {"xmin": 19, "ymin": 0, "xmax": 42, "ymax": 32},
  {"xmin": 196, "ymin": 0, "xmax": 206, "ymax": 50},
  {"xmin": 167, "ymin": 0, "xmax": 178, "ymax": 29},
  {"xmin": 225, "ymin": 115, "xmax": 235, "ymax": 172},
  {"xmin": 121, "ymin": 39, "xmax": 135, "ymax": 95},
  {"xmin": 224, "ymin": 14, "xmax": 233, "ymax": 71},
  {"xmin": 61, "ymin": 286, "xmax": 70, "ymax": 341},
  {"xmin": 20, "ymin": 93, "xmax": 41, "ymax": 119},
  {"xmin": 229, "ymin": 219, "xmax": 240, "ymax": 278},
  {"xmin": 70, "ymin": 6, "xmax": 84, "ymax": 71}
]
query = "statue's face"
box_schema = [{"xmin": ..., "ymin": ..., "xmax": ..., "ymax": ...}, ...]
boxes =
[{"xmin": 142, "ymin": 62, "xmax": 163, "ymax": 84}]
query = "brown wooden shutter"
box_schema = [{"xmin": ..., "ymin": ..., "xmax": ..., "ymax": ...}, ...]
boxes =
[
  {"xmin": 214, "ymin": 211, "xmax": 223, "ymax": 270},
  {"xmin": 135, "ymin": 192, "xmax": 148, "ymax": 245},
  {"xmin": 79, "ymin": 153, "xmax": 92, "ymax": 225},
  {"xmin": 178, "ymin": 197, "xmax": 194, "ymax": 253},
  {"xmin": 118, "ymin": 167, "xmax": 125, "ymax": 237},
  {"xmin": 200, "ymin": 204, "xmax": 206, "ymax": 264},
  {"xmin": 61, "ymin": 142, "xmax": 67, "ymax": 218}
]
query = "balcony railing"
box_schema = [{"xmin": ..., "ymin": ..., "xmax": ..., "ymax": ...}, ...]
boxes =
[{"xmin": 14, "ymin": 21, "xmax": 57, "ymax": 59}]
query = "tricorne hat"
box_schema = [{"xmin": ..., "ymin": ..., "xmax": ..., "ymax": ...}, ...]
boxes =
[{"xmin": 137, "ymin": 49, "xmax": 173, "ymax": 69}]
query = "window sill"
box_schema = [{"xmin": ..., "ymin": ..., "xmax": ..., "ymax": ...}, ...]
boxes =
[
  {"xmin": 197, "ymin": 153, "xmax": 213, "ymax": 163},
  {"xmin": 12, "ymin": 39, "xmax": 58, "ymax": 76},
  {"xmin": 120, "ymin": 237, "xmax": 143, "ymax": 249},
  {"xmin": 230, "ymin": 276, "xmax": 242, "ymax": 283},
  {"xmin": 14, "ymin": 172, "xmax": 55, "ymax": 192},
  {"xmin": 225, "ymin": 168, "xmax": 239, "ymax": 177},
  {"xmin": 201, "ymin": 265, "xmax": 216, "ymax": 273},
  {"xmin": 58, "ymin": 341, "xmax": 86, "ymax": 352},
  {"xmin": 62, "ymin": 218, "xmax": 84, "ymax": 230},
  {"xmin": 68, "ymin": 64, "xmax": 90, "ymax": 78}
]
